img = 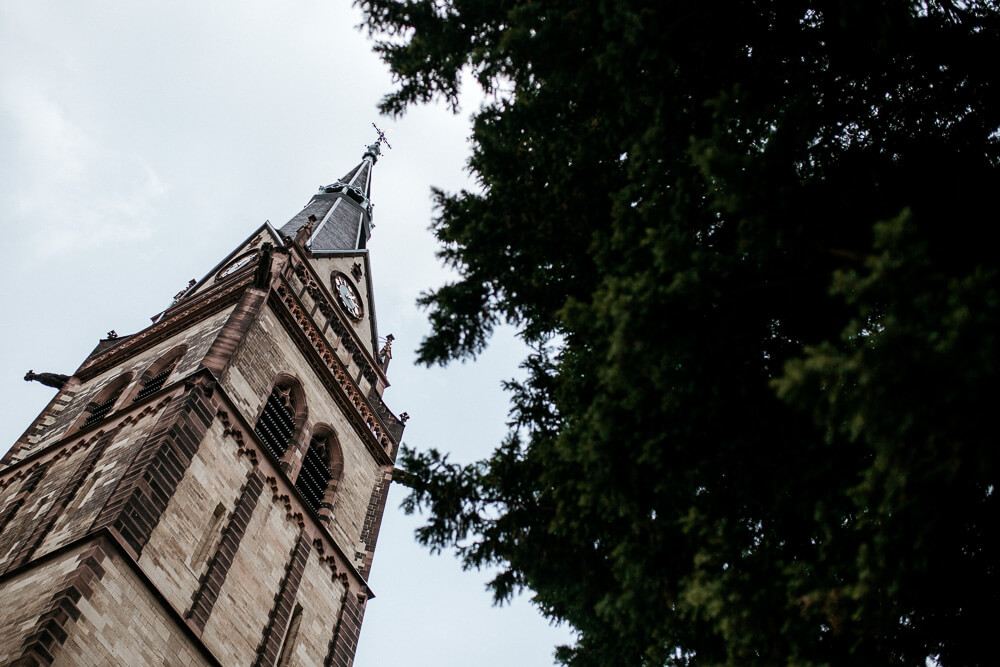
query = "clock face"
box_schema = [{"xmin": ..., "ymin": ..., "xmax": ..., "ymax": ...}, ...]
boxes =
[
  {"xmin": 218, "ymin": 253, "xmax": 256, "ymax": 279},
  {"xmin": 333, "ymin": 273, "xmax": 363, "ymax": 320}
]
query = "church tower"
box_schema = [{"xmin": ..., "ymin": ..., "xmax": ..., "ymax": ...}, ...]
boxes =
[{"xmin": 0, "ymin": 138, "xmax": 404, "ymax": 665}]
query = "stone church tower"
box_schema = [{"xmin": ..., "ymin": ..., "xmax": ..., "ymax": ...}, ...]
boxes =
[{"xmin": 0, "ymin": 139, "xmax": 404, "ymax": 665}]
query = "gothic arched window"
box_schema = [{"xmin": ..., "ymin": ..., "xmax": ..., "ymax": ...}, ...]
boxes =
[
  {"xmin": 294, "ymin": 426, "xmax": 343, "ymax": 519},
  {"xmin": 131, "ymin": 346, "xmax": 186, "ymax": 403},
  {"xmin": 78, "ymin": 372, "xmax": 133, "ymax": 429},
  {"xmin": 254, "ymin": 378, "xmax": 306, "ymax": 463}
]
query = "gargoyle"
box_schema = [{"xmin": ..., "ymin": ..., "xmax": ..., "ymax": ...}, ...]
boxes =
[{"xmin": 24, "ymin": 370, "xmax": 70, "ymax": 389}]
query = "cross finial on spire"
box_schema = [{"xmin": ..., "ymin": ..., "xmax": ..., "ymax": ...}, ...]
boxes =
[
  {"xmin": 372, "ymin": 123, "xmax": 392, "ymax": 150},
  {"xmin": 364, "ymin": 123, "xmax": 393, "ymax": 164}
]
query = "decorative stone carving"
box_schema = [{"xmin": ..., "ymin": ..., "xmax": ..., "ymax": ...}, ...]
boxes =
[
  {"xmin": 253, "ymin": 243, "xmax": 274, "ymax": 289},
  {"xmin": 275, "ymin": 284, "xmax": 396, "ymax": 454},
  {"xmin": 80, "ymin": 273, "xmax": 251, "ymax": 378},
  {"xmin": 173, "ymin": 279, "xmax": 196, "ymax": 301},
  {"xmin": 24, "ymin": 370, "xmax": 70, "ymax": 390}
]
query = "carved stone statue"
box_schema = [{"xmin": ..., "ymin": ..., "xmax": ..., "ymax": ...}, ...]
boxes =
[
  {"xmin": 294, "ymin": 215, "xmax": 316, "ymax": 246},
  {"xmin": 173, "ymin": 278, "xmax": 196, "ymax": 301},
  {"xmin": 24, "ymin": 370, "xmax": 70, "ymax": 389},
  {"xmin": 253, "ymin": 242, "xmax": 275, "ymax": 289},
  {"xmin": 379, "ymin": 333, "xmax": 394, "ymax": 372}
]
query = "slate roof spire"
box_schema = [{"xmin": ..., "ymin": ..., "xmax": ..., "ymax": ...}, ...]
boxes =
[{"xmin": 279, "ymin": 131, "xmax": 389, "ymax": 252}]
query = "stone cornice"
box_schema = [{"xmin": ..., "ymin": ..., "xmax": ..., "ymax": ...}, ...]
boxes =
[
  {"xmin": 269, "ymin": 284, "xmax": 397, "ymax": 465},
  {"xmin": 284, "ymin": 250, "xmax": 405, "ymax": 442},
  {"xmin": 76, "ymin": 273, "xmax": 252, "ymax": 382},
  {"xmin": 286, "ymin": 246, "xmax": 390, "ymax": 389}
]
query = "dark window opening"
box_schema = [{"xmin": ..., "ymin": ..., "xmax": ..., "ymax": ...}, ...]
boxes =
[
  {"xmin": 133, "ymin": 358, "xmax": 179, "ymax": 402},
  {"xmin": 82, "ymin": 385, "xmax": 127, "ymax": 427},
  {"xmin": 295, "ymin": 436, "xmax": 333, "ymax": 513},
  {"xmin": 255, "ymin": 388, "xmax": 295, "ymax": 461}
]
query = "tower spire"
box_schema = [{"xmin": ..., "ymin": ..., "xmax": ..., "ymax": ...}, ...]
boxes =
[{"xmin": 279, "ymin": 127, "xmax": 391, "ymax": 252}]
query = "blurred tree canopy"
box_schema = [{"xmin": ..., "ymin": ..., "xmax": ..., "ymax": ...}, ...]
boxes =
[{"xmin": 358, "ymin": 1, "xmax": 999, "ymax": 664}]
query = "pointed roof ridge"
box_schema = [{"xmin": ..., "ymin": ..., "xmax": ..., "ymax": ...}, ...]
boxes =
[
  {"xmin": 278, "ymin": 130, "xmax": 391, "ymax": 252},
  {"xmin": 333, "ymin": 158, "xmax": 373, "ymax": 202}
]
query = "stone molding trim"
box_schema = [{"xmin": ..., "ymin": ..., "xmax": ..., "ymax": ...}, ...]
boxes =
[
  {"xmin": 186, "ymin": 468, "xmax": 266, "ymax": 632},
  {"xmin": 324, "ymin": 584, "xmax": 367, "ymax": 667},
  {"xmin": 217, "ymin": 407, "xmax": 259, "ymax": 468},
  {"xmin": 0, "ymin": 532, "xmax": 224, "ymax": 667},
  {"xmin": 76, "ymin": 273, "xmax": 251, "ymax": 382},
  {"xmin": 287, "ymin": 257, "xmax": 406, "ymax": 445},
  {"xmin": 0, "ymin": 402, "xmax": 177, "ymax": 573},
  {"xmin": 10, "ymin": 541, "xmax": 110, "ymax": 666},
  {"xmin": 288, "ymin": 254, "xmax": 388, "ymax": 388},
  {"xmin": 253, "ymin": 530, "xmax": 312, "ymax": 667},
  {"xmin": 310, "ymin": 537, "xmax": 342, "ymax": 573},
  {"xmin": 1, "ymin": 391, "xmax": 177, "ymax": 482},
  {"xmin": 89, "ymin": 378, "xmax": 217, "ymax": 556},
  {"xmin": 292, "ymin": 264, "xmax": 376, "ymax": 385},
  {"xmin": 265, "ymin": 475, "xmax": 307, "ymax": 528},
  {"xmin": 273, "ymin": 284, "xmax": 397, "ymax": 462}
]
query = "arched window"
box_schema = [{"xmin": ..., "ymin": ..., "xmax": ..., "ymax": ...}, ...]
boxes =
[
  {"xmin": 294, "ymin": 426, "xmax": 343, "ymax": 519},
  {"xmin": 254, "ymin": 377, "xmax": 306, "ymax": 463},
  {"xmin": 79, "ymin": 373, "xmax": 133, "ymax": 429},
  {"xmin": 131, "ymin": 346, "xmax": 186, "ymax": 403}
]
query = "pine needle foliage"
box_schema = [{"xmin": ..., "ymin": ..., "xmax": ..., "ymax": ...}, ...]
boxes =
[{"xmin": 358, "ymin": 1, "xmax": 1000, "ymax": 664}]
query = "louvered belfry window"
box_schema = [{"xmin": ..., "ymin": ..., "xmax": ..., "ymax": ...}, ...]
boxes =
[
  {"xmin": 295, "ymin": 436, "xmax": 333, "ymax": 513},
  {"xmin": 82, "ymin": 385, "xmax": 126, "ymax": 427},
  {"xmin": 133, "ymin": 358, "xmax": 179, "ymax": 402},
  {"xmin": 255, "ymin": 387, "xmax": 296, "ymax": 461}
]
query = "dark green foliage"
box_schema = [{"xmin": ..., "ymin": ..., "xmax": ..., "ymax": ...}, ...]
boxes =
[{"xmin": 358, "ymin": 1, "xmax": 1000, "ymax": 664}]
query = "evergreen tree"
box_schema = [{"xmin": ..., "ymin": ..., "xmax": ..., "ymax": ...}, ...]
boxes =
[{"xmin": 358, "ymin": 1, "xmax": 1000, "ymax": 664}]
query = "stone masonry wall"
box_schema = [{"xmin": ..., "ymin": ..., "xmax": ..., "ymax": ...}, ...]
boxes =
[
  {"xmin": 0, "ymin": 543, "xmax": 85, "ymax": 664},
  {"xmin": 138, "ymin": 418, "xmax": 254, "ymax": 622},
  {"xmin": 292, "ymin": 542, "xmax": 349, "ymax": 665},
  {"xmin": 1, "ymin": 376, "xmax": 365, "ymax": 666},
  {"xmin": 53, "ymin": 543, "xmax": 209, "ymax": 666},
  {"xmin": 9, "ymin": 306, "xmax": 234, "ymax": 465},
  {"xmin": 222, "ymin": 306, "xmax": 382, "ymax": 569},
  {"xmin": 200, "ymin": 486, "xmax": 301, "ymax": 664},
  {"xmin": 38, "ymin": 400, "xmax": 172, "ymax": 557},
  {"xmin": 0, "ymin": 446, "xmax": 86, "ymax": 571}
]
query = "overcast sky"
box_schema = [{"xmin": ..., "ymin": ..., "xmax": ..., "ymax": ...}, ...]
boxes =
[{"xmin": 0, "ymin": 2, "xmax": 573, "ymax": 664}]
